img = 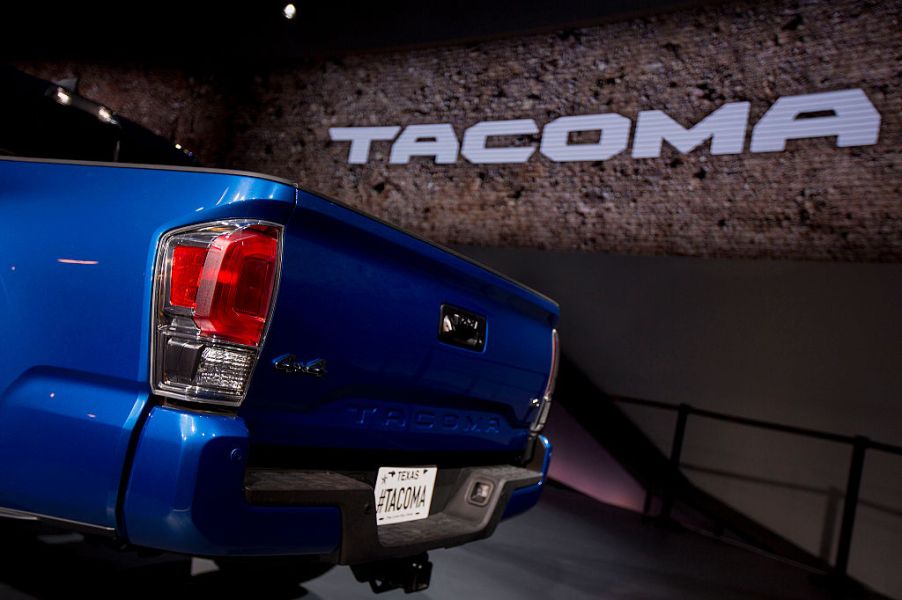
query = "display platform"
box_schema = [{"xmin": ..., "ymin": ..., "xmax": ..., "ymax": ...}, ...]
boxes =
[{"xmin": 0, "ymin": 485, "xmax": 882, "ymax": 599}]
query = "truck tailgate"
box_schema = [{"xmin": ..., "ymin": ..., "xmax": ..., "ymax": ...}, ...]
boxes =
[{"xmin": 241, "ymin": 190, "xmax": 559, "ymax": 455}]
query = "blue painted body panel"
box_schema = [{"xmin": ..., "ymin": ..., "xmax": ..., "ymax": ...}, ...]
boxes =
[
  {"xmin": 123, "ymin": 406, "xmax": 342, "ymax": 556},
  {"xmin": 0, "ymin": 368, "xmax": 145, "ymax": 526},
  {"xmin": 243, "ymin": 190, "xmax": 558, "ymax": 453},
  {"xmin": 0, "ymin": 159, "xmax": 295, "ymax": 528},
  {"xmin": 502, "ymin": 435, "xmax": 552, "ymax": 519},
  {"xmin": 122, "ymin": 406, "xmax": 550, "ymax": 556},
  {"xmin": 0, "ymin": 157, "xmax": 557, "ymax": 557}
]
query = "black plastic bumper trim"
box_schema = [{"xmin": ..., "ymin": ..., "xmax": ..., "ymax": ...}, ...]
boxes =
[{"xmin": 244, "ymin": 463, "xmax": 541, "ymax": 564}]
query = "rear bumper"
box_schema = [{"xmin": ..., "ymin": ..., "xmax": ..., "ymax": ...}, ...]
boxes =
[{"xmin": 122, "ymin": 406, "xmax": 551, "ymax": 560}]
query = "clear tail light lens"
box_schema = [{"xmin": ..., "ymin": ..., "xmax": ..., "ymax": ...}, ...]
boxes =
[
  {"xmin": 151, "ymin": 220, "xmax": 282, "ymax": 406},
  {"xmin": 531, "ymin": 329, "xmax": 559, "ymax": 432}
]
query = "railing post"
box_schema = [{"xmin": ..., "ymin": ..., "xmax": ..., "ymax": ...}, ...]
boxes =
[
  {"xmin": 660, "ymin": 403, "xmax": 690, "ymax": 521},
  {"xmin": 833, "ymin": 435, "xmax": 868, "ymax": 578}
]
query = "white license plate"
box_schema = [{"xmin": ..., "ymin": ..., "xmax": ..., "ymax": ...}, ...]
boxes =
[{"xmin": 374, "ymin": 466, "xmax": 437, "ymax": 526}]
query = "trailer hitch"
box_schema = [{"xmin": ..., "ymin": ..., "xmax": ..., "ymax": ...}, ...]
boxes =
[{"xmin": 350, "ymin": 553, "xmax": 432, "ymax": 594}]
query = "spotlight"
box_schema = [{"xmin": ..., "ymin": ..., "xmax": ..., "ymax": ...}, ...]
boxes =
[
  {"xmin": 53, "ymin": 87, "xmax": 72, "ymax": 106},
  {"xmin": 97, "ymin": 106, "xmax": 118, "ymax": 125}
]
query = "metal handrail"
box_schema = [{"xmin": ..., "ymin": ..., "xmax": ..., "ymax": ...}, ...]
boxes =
[
  {"xmin": 611, "ymin": 395, "xmax": 902, "ymax": 579},
  {"xmin": 612, "ymin": 396, "xmax": 902, "ymax": 453}
]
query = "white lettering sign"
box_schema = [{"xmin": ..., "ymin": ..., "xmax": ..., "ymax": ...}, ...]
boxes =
[
  {"xmin": 330, "ymin": 89, "xmax": 880, "ymax": 164},
  {"xmin": 750, "ymin": 89, "xmax": 880, "ymax": 152},
  {"xmin": 328, "ymin": 126, "xmax": 400, "ymax": 164},
  {"xmin": 540, "ymin": 114, "xmax": 631, "ymax": 162},
  {"xmin": 461, "ymin": 119, "xmax": 538, "ymax": 164},
  {"xmin": 389, "ymin": 123, "xmax": 459, "ymax": 164},
  {"xmin": 632, "ymin": 102, "xmax": 750, "ymax": 158}
]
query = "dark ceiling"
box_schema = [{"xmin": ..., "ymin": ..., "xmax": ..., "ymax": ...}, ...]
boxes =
[{"xmin": 3, "ymin": 0, "xmax": 708, "ymax": 63}]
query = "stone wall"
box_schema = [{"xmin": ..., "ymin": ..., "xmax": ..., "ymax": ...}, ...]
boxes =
[{"xmin": 17, "ymin": 0, "xmax": 902, "ymax": 261}]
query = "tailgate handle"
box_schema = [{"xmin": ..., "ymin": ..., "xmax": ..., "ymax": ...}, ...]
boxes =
[{"xmin": 438, "ymin": 305, "xmax": 486, "ymax": 352}]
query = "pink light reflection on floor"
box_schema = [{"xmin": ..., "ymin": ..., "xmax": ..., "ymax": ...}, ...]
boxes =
[{"xmin": 543, "ymin": 402, "xmax": 646, "ymax": 512}]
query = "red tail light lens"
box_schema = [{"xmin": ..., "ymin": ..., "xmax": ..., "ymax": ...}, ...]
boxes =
[
  {"xmin": 169, "ymin": 245, "xmax": 207, "ymax": 309},
  {"xmin": 152, "ymin": 220, "xmax": 283, "ymax": 407},
  {"xmin": 193, "ymin": 227, "xmax": 279, "ymax": 346}
]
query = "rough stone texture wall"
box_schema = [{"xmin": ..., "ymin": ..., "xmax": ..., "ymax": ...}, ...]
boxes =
[{"xmin": 17, "ymin": 0, "xmax": 902, "ymax": 261}]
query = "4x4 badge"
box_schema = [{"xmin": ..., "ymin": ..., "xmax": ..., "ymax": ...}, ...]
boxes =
[{"xmin": 273, "ymin": 354, "xmax": 328, "ymax": 378}]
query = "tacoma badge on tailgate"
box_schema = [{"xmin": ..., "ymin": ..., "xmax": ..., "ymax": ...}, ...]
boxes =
[{"xmin": 438, "ymin": 305, "xmax": 486, "ymax": 351}]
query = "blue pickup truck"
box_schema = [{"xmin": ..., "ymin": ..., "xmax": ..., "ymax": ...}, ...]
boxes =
[{"xmin": 0, "ymin": 68, "xmax": 559, "ymax": 593}]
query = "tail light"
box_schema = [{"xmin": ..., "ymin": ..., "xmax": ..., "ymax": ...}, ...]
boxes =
[
  {"xmin": 151, "ymin": 220, "xmax": 282, "ymax": 407},
  {"xmin": 530, "ymin": 329, "xmax": 559, "ymax": 432}
]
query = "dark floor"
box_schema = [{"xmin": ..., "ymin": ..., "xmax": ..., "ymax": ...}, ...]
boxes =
[{"xmin": 0, "ymin": 487, "xmax": 883, "ymax": 599}]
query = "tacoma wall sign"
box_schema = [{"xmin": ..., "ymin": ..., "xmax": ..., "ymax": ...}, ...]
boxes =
[{"xmin": 330, "ymin": 89, "xmax": 880, "ymax": 165}]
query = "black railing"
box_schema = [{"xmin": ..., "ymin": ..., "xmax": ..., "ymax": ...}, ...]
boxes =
[{"xmin": 612, "ymin": 396, "xmax": 902, "ymax": 579}]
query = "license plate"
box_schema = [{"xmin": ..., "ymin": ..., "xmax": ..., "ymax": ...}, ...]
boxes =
[{"xmin": 374, "ymin": 466, "xmax": 437, "ymax": 526}]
